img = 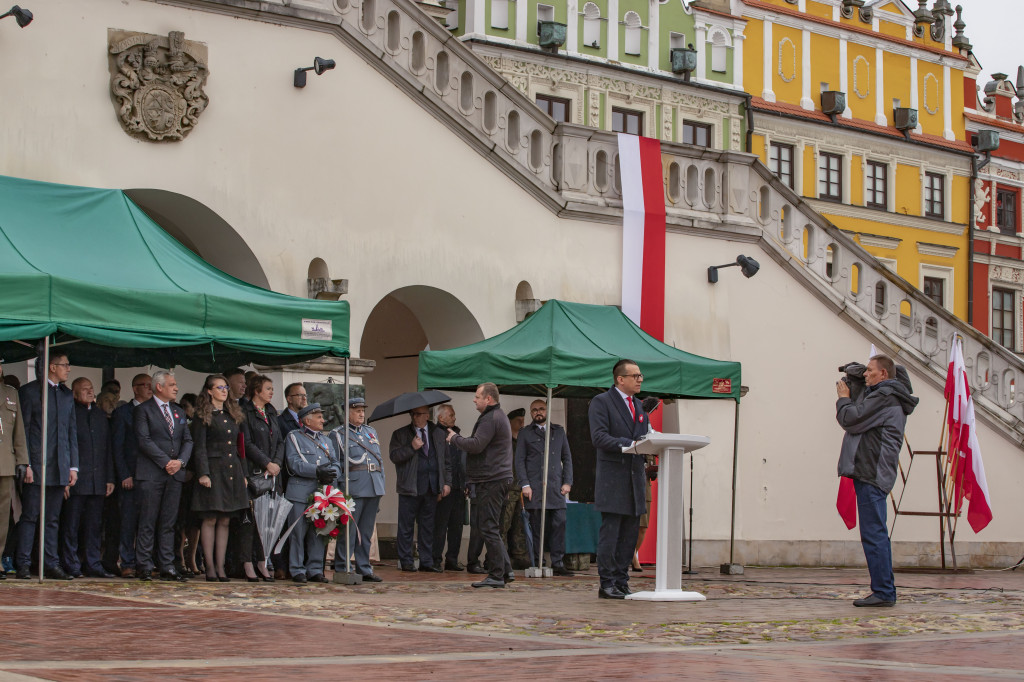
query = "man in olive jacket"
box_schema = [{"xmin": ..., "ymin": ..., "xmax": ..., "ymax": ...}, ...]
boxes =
[{"xmin": 0, "ymin": 360, "xmax": 29, "ymax": 578}]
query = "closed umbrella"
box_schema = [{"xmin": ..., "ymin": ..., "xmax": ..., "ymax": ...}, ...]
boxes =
[
  {"xmin": 252, "ymin": 482, "xmax": 292, "ymax": 570},
  {"xmin": 367, "ymin": 390, "xmax": 451, "ymax": 423}
]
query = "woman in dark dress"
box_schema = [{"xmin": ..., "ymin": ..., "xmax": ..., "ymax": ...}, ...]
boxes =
[
  {"xmin": 192, "ymin": 375, "xmax": 250, "ymax": 582},
  {"xmin": 240, "ymin": 374, "xmax": 284, "ymax": 582}
]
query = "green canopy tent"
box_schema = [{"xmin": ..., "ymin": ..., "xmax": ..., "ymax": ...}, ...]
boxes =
[
  {"xmin": 417, "ymin": 299, "xmax": 743, "ymax": 574},
  {"xmin": 0, "ymin": 174, "xmax": 351, "ymax": 580}
]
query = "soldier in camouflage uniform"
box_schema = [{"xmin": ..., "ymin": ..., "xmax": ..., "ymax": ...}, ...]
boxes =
[{"xmin": 499, "ymin": 408, "xmax": 530, "ymax": 571}]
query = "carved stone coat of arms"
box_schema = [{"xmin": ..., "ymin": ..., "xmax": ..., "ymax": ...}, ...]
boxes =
[{"xmin": 108, "ymin": 29, "xmax": 209, "ymax": 142}]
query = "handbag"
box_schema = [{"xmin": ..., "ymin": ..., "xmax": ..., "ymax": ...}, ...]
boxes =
[{"xmin": 248, "ymin": 472, "xmax": 275, "ymax": 498}]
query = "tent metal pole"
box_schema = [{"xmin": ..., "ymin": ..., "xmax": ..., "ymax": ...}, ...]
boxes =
[
  {"xmin": 38, "ymin": 338, "xmax": 50, "ymax": 583},
  {"xmin": 537, "ymin": 386, "xmax": 553, "ymax": 575},
  {"xmin": 344, "ymin": 356, "xmax": 352, "ymax": 575},
  {"xmin": 727, "ymin": 399, "xmax": 740, "ymax": 566}
]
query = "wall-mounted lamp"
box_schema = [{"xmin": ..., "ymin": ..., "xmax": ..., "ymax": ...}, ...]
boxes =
[
  {"xmin": 708, "ymin": 254, "xmax": 760, "ymax": 283},
  {"xmin": 0, "ymin": 5, "xmax": 32, "ymax": 27},
  {"xmin": 294, "ymin": 57, "xmax": 336, "ymax": 88}
]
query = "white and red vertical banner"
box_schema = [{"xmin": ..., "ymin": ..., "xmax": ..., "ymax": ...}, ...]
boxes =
[
  {"xmin": 944, "ymin": 337, "xmax": 993, "ymax": 533},
  {"xmin": 618, "ymin": 133, "xmax": 666, "ymax": 563}
]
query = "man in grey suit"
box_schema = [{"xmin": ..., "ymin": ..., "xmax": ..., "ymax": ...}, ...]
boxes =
[
  {"xmin": 16, "ymin": 351, "xmax": 78, "ymax": 580},
  {"xmin": 0, "ymin": 359, "xmax": 29, "ymax": 581},
  {"xmin": 516, "ymin": 399, "xmax": 574, "ymax": 575},
  {"xmin": 134, "ymin": 369, "xmax": 192, "ymax": 582},
  {"xmin": 284, "ymin": 403, "xmax": 341, "ymax": 584},
  {"xmin": 389, "ymin": 406, "xmax": 451, "ymax": 573},
  {"xmin": 588, "ymin": 359, "xmax": 649, "ymax": 600},
  {"xmin": 329, "ymin": 397, "xmax": 385, "ymax": 582}
]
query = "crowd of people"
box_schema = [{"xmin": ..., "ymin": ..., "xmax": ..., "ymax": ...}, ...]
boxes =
[{"xmin": 0, "ymin": 354, "xmax": 617, "ymax": 589}]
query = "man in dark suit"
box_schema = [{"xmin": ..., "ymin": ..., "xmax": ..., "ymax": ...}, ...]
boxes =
[
  {"xmin": 432, "ymin": 404, "xmax": 467, "ymax": 571},
  {"xmin": 16, "ymin": 351, "xmax": 79, "ymax": 580},
  {"xmin": 110, "ymin": 373, "xmax": 152, "ymax": 577},
  {"xmin": 588, "ymin": 359, "xmax": 649, "ymax": 599},
  {"xmin": 134, "ymin": 370, "xmax": 192, "ymax": 582},
  {"xmin": 278, "ymin": 383, "xmax": 307, "ymax": 435},
  {"xmin": 516, "ymin": 399, "xmax": 574, "ymax": 575},
  {"xmin": 389, "ymin": 406, "xmax": 451, "ymax": 572},
  {"xmin": 62, "ymin": 378, "xmax": 115, "ymax": 578}
]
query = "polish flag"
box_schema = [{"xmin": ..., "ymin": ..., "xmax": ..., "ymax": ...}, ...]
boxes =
[
  {"xmin": 619, "ymin": 133, "xmax": 666, "ymax": 563},
  {"xmin": 944, "ymin": 338, "xmax": 993, "ymax": 533}
]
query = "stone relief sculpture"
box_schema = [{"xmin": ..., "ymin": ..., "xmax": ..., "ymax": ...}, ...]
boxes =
[
  {"xmin": 108, "ymin": 29, "xmax": 209, "ymax": 142},
  {"xmin": 974, "ymin": 179, "xmax": 993, "ymax": 230}
]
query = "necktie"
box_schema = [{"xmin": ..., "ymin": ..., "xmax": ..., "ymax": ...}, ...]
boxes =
[
  {"xmin": 420, "ymin": 428, "xmax": 429, "ymax": 456},
  {"xmin": 161, "ymin": 403, "xmax": 174, "ymax": 434},
  {"xmin": 626, "ymin": 397, "xmax": 636, "ymax": 422}
]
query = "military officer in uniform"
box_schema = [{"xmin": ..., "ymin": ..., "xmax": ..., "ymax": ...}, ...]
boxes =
[
  {"xmin": 329, "ymin": 397, "xmax": 385, "ymax": 582},
  {"xmin": 284, "ymin": 403, "xmax": 341, "ymax": 584},
  {"xmin": 0, "ymin": 359, "xmax": 29, "ymax": 579}
]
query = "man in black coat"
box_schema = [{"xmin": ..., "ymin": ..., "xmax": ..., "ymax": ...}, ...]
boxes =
[
  {"xmin": 134, "ymin": 370, "xmax": 192, "ymax": 582},
  {"xmin": 516, "ymin": 399, "xmax": 574, "ymax": 575},
  {"xmin": 432, "ymin": 404, "xmax": 467, "ymax": 571},
  {"xmin": 16, "ymin": 351, "xmax": 78, "ymax": 580},
  {"xmin": 278, "ymin": 383, "xmax": 307, "ymax": 435},
  {"xmin": 588, "ymin": 359, "xmax": 649, "ymax": 599},
  {"xmin": 62, "ymin": 378, "xmax": 115, "ymax": 578},
  {"xmin": 110, "ymin": 373, "xmax": 151, "ymax": 577},
  {"xmin": 389, "ymin": 406, "xmax": 451, "ymax": 572}
]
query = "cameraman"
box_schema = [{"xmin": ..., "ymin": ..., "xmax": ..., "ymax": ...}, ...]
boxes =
[{"xmin": 835, "ymin": 354, "xmax": 918, "ymax": 607}]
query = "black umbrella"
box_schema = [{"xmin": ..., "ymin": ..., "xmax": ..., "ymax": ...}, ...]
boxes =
[{"xmin": 367, "ymin": 390, "xmax": 452, "ymax": 423}]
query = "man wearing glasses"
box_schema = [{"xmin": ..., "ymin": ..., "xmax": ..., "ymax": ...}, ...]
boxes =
[
  {"xmin": 16, "ymin": 352, "xmax": 79, "ymax": 580},
  {"xmin": 589, "ymin": 359, "xmax": 649, "ymax": 600},
  {"xmin": 279, "ymin": 383, "xmax": 308, "ymax": 435}
]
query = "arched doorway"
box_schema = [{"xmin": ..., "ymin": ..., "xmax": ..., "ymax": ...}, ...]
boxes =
[
  {"xmin": 359, "ymin": 286, "xmax": 484, "ymax": 540},
  {"xmin": 125, "ymin": 188, "xmax": 270, "ymax": 288}
]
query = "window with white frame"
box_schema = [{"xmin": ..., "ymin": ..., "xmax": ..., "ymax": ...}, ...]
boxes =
[
  {"xmin": 924, "ymin": 171, "xmax": 945, "ymax": 219},
  {"xmin": 769, "ymin": 142, "xmax": 794, "ymax": 189},
  {"xmin": 583, "ymin": 2, "xmax": 601, "ymax": 48},
  {"xmin": 490, "ymin": 0, "xmax": 509, "ymax": 30},
  {"xmin": 623, "ymin": 12, "xmax": 642, "ymax": 56},
  {"xmin": 992, "ymin": 287, "xmax": 1017, "ymax": 351},
  {"xmin": 920, "ymin": 264, "xmax": 953, "ymax": 313},
  {"xmin": 818, "ymin": 152, "xmax": 843, "ymax": 202},
  {"xmin": 865, "ymin": 161, "xmax": 888, "ymax": 210}
]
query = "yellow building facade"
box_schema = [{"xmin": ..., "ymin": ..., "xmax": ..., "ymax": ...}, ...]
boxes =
[{"xmin": 738, "ymin": 0, "xmax": 974, "ymax": 319}]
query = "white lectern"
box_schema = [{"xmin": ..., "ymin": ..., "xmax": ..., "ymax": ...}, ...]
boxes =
[{"xmin": 623, "ymin": 433, "xmax": 711, "ymax": 602}]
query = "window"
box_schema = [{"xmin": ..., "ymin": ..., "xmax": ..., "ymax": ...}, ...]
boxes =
[
  {"xmin": 997, "ymin": 187, "xmax": 1018, "ymax": 236},
  {"xmin": 583, "ymin": 2, "xmax": 600, "ymax": 48},
  {"xmin": 769, "ymin": 142, "xmax": 794, "ymax": 189},
  {"xmin": 490, "ymin": 0, "xmax": 509, "ymax": 29},
  {"xmin": 612, "ymin": 107, "xmax": 643, "ymax": 136},
  {"xmin": 624, "ymin": 12, "xmax": 642, "ymax": 56},
  {"xmin": 992, "ymin": 287, "xmax": 1016, "ymax": 350},
  {"xmin": 866, "ymin": 161, "xmax": 888, "ymax": 209},
  {"xmin": 924, "ymin": 172, "xmax": 945, "ymax": 219},
  {"xmin": 818, "ymin": 152, "xmax": 842, "ymax": 202},
  {"xmin": 536, "ymin": 94, "xmax": 570, "ymax": 123},
  {"xmin": 923, "ymin": 276, "xmax": 944, "ymax": 308},
  {"xmin": 682, "ymin": 121, "xmax": 711, "ymax": 147}
]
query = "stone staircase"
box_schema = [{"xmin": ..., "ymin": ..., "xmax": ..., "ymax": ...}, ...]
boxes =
[{"xmin": 180, "ymin": 0, "xmax": 1024, "ymax": 447}]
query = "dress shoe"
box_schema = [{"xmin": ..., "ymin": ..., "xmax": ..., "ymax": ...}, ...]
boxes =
[
  {"xmin": 71, "ymin": 571, "xmax": 85, "ymax": 579},
  {"xmin": 853, "ymin": 594, "xmax": 896, "ymax": 607},
  {"xmin": 308, "ymin": 574, "xmax": 329, "ymax": 583},
  {"xmin": 444, "ymin": 560, "xmax": 465, "ymax": 571},
  {"xmin": 15, "ymin": 566, "xmax": 31, "ymax": 580},
  {"xmin": 466, "ymin": 563, "xmax": 487, "ymax": 574},
  {"xmin": 552, "ymin": 564, "xmax": 575, "ymax": 576},
  {"xmin": 246, "ymin": 576, "xmax": 260, "ymax": 583},
  {"xmin": 360, "ymin": 572, "xmax": 383, "ymax": 583},
  {"xmin": 86, "ymin": 568, "xmax": 116, "ymax": 578},
  {"xmin": 138, "ymin": 572, "xmax": 153, "ymax": 582},
  {"xmin": 616, "ymin": 583, "xmax": 634, "ymax": 596},
  {"xmin": 206, "ymin": 575, "xmax": 219, "ymax": 582},
  {"xmin": 292, "ymin": 574, "xmax": 308, "ymax": 584},
  {"xmin": 159, "ymin": 570, "xmax": 188, "ymax": 582},
  {"xmin": 505, "ymin": 572, "xmax": 515, "ymax": 583},
  {"xmin": 120, "ymin": 567, "xmax": 136, "ymax": 579},
  {"xmin": 0, "ymin": 571, "xmax": 5, "ymax": 580},
  {"xmin": 399, "ymin": 564, "xmax": 417, "ymax": 572},
  {"xmin": 472, "ymin": 577, "xmax": 506, "ymax": 588},
  {"xmin": 44, "ymin": 566, "xmax": 73, "ymax": 581},
  {"xmin": 218, "ymin": 576, "xmax": 230, "ymax": 583},
  {"xmin": 598, "ymin": 586, "xmax": 626, "ymax": 600},
  {"xmin": 260, "ymin": 574, "xmax": 275, "ymax": 583},
  {"xmin": 418, "ymin": 565, "xmax": 443, "ymax": 573}
]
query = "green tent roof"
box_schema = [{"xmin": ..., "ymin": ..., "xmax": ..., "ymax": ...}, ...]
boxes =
[
  {"xmin": 0, "ymin": 174, "xmax": 348, "ymax": 370},
  {"xmin": 418, "ymin": 300, "xmax": 741, "ymax": 400}
]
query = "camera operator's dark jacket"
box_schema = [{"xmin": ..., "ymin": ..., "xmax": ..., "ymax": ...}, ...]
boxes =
[{"xmin": 836, "ymin": 378, "xmax": 918, "ymax": 493}]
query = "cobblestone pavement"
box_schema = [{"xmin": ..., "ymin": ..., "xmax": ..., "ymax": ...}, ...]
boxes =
[{"xmin": 1, "ymin": 564, "xmax": 1022, "ymax": 679}]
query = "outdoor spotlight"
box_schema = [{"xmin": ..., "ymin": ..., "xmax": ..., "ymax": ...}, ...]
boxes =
[
  {"xmin": 707, "ymin": 254, "xmax": 761, "ymax": 283},
  {"xmin": 0, "ymin": 5, "xmax": 32, "ymax": 27},
  {"xmin": 293, "ymin": 57, "xmax": 337, "ymax": 88}
]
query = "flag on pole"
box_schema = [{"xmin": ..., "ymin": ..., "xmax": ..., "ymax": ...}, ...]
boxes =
[
  {"xmin": 943, "ymin": 337, "xmax": 993, "ymax": 533},
  {"xmin": 618, "ymin": 133, "xmax": 666, "ymax": 563}
]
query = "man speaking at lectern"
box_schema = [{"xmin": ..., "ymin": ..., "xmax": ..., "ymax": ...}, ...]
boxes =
[{"xmin": 589, "ymin": 359, "xmax": 650, "ymax": 600}]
